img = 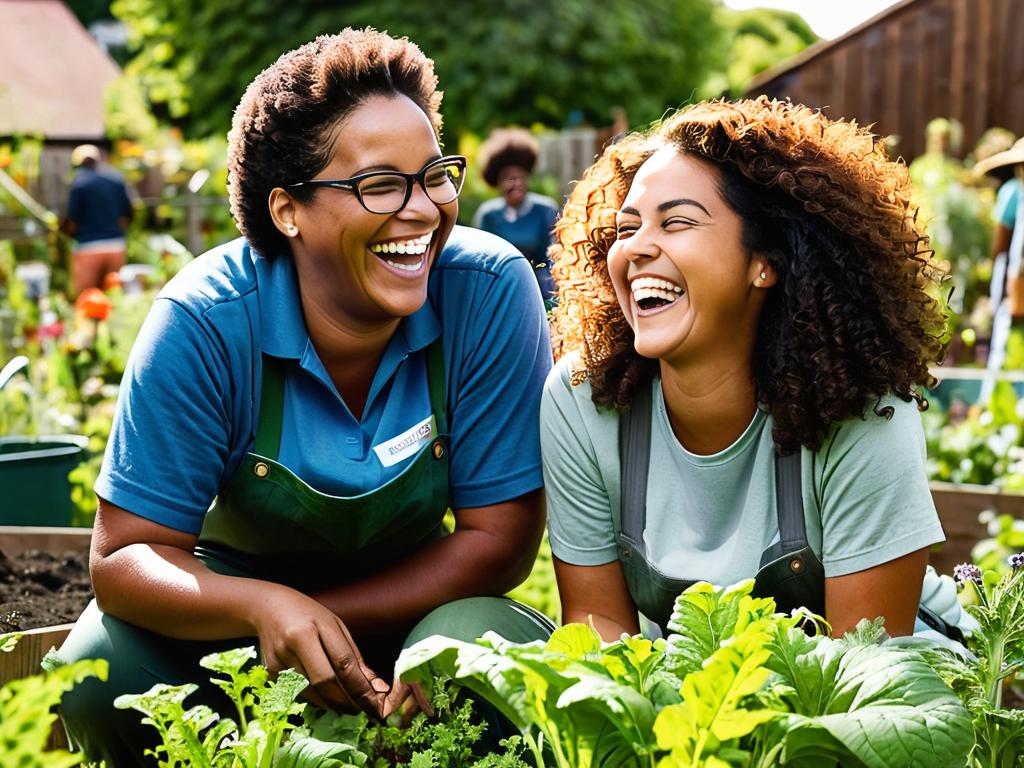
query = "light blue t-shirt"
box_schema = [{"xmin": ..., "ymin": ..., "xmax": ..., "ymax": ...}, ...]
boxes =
[
  {"xmin": 541, "ymin": 355, "xmax": 945, "ymax": 583},
  {"xmin": 994, "ymin": 178, "xmax": 1020, "ymax": 229},
  {"xmin": 96, "ymin": 226, "xmax": 551, "ymax": 533}
]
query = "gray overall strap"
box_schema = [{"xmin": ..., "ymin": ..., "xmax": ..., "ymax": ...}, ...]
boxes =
[
  {"xmin": 775, "ymin": 451, "xmax": 807, "ymax": 550},
  {"xmin": 618, "ymin": 380, "xmax": 653, "ymax": 545}
]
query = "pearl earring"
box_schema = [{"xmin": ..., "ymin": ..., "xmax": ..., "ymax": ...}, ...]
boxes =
[
  {"xmin": 759, "ymin": 271, "xmax": 767, "ymax": 280},
  {"xmin": 287, "ymin": 225, "xmax": 298, "ymax": 236}
]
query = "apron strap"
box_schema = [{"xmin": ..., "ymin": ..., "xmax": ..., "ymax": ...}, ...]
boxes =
[
  {"xmin": 618, "ymin": 379, "xmax": 653, "ymax": 545},
  {"xmin": 254, "ymin": 355, "xmax": 285, "ymax": 460},
  {"xmin": 426, "ymin": 339, "xmax": 448, "ymax": 436}
]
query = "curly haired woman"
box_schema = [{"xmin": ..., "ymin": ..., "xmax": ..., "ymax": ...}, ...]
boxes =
[{"xmin": 541, "ymin": 97, "xmax": 967, "ymax": 642}]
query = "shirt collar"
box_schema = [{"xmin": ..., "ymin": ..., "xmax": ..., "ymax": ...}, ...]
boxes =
[
  {"xmin": 502, "ymin": 194, "xmax": 535, "ymax": 223},
  {"xmin": 254, "ymin": 249, "xmax": 442, "ymax": 361}
]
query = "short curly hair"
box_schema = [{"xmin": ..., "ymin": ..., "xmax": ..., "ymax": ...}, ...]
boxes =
[
  {"xmin": 478, "ymin": 128, "xmax": 540, "ymax": 187},
  {"xmin": 550, "ymin": 97, "xmax": 948, "ymax": 453},
  {"xmin": 227, "ymin": 28, "xmax": 443, "ymax": 258}
]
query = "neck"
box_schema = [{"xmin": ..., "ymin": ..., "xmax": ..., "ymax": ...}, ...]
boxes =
[
  {"xmin": 658, "ymin": 354, "xmax": 759, "ymax": 455},
  {"xmin": 298, "ymin": 283, "xmax": 399, "ymax": 420}
]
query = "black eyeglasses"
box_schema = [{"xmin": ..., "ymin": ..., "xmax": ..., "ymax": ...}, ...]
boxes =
[{"xmin": 287, "ymin": 155, "xmax": 467, "ymax": 214}]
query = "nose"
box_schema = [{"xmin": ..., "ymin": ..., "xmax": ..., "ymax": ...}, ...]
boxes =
[
  {"xmin": 398, "ymin": 179, "xmax": 442, "ymax": 222},
  {"xmin": 620, "ymin": 224, "xmax": 659, "ymax": 263}
]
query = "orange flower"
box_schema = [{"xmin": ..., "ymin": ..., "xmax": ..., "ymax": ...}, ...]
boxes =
[{"xmin": 75, "ymin": 288, "xmax": 113, "ymax": 321}]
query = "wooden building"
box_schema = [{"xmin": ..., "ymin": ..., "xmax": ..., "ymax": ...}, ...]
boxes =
[
  {"xmin": 0, "ymin": 0, "xmax": 121, "ymax": 212},
  {"xmin": 746, "ymin": 0, "xmax": 1024, "ymax": 162}
]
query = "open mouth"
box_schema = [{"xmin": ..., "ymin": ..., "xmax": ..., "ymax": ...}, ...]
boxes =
[
  {"xmin": 369, "ymin": 233, "xmax": 433, "ymax": 275},
  {"xmin": 631, "ymin": 276, "xmax": 685, "ymax": 315}
]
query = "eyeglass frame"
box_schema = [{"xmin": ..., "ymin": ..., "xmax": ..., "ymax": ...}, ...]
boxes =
[{"xmin": 285, "ymin": 155, "xmax": 468, "ymax": 214}]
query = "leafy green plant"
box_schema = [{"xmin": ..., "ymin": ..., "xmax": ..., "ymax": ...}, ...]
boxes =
[
  {"xmin": 913, "ymin": 560, "xmax": 1024, "ymax": 767},
  {"xmin": 397, "ymin": 580, "xmax": 973, "ymax": 768},
  {"xmin": 0, "ymin": 632, "xmax": 108, "ymax": 767},
  {"xmin": 116, "ymin": 645, "xmax": 528, "ymax": 768}
]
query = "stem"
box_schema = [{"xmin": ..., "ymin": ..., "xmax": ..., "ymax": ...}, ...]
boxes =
[
  {"xmin": 524, "ymin": 731, "xmax": 546, "ymax": 768},
  {"xmin": 987, "ymin": 635, "xmax": 1006, "ymax": 709}
]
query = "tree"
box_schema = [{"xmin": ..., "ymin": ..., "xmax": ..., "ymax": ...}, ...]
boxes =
[{"xmin": 111, "ymin": 0, "xmax": 729, "ymax": 140}]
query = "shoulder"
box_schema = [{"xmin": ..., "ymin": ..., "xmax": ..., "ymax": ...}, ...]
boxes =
[
  {"xmin": 432, "ymin": 225, "xmax": 525, "ymax": 279},
  {"xmin": 527, "ymin": 192, "xmax": 560, "ymax": 212},
  {"xmin": 158, "ymin": 237, "xmax": 259, "ymax": 319},
  {"xmin": 473, "ymin": 197, "xmax": 505, "ymax": 222},
  {"xmin": 817, "ymin": 393, "xmax": 926, "ymax": 467},
  {"xmin": 542, "ymin": 353, "xmax": 616, "ymax": 432}
]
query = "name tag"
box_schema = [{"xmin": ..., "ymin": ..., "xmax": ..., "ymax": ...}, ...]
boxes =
[{"xmin": 372, "ymin": 415, "xmax": 434, "ymax": 467}]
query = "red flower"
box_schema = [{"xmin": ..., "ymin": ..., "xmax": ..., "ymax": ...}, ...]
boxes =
[{"xmin": 75, "ymin": 288, "xmax": 113, "ymax": 321}]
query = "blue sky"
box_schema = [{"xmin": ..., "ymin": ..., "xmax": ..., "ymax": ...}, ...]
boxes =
[{"xmin": 722, "ymin": 0, "xmax": 902, "ymax": 39}]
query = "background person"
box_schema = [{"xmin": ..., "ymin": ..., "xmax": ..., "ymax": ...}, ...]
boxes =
[
  {"xmin": 542, "ymin": 98, "xmax": 969, "ymax": 644},
  {"xmin": 49, "ymin": 29, "xmax": 552, "ymax": 766},
  {"xmin": 61, "ymin": 144, "xmax": 134, "ymax": 296},
  {"xmin": 473, "ymin": 127, "xmax": 560, "ymax": 305}
]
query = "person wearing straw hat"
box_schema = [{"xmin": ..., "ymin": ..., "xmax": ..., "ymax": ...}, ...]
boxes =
[
  {"xmin": 61, "ymin": 144, "xmax": 134, "ymax": 296},
  {"xmin": 975, "ymin": 138, "xmax": 1024, "ymax": 320}
]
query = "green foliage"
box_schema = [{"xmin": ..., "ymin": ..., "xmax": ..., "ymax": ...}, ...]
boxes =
[
  {"xmin": 924, "ymin": 380, "xmax": 1024, "ymax": 487},
  {"xmin": 711, "ymin": 7, "xmax": 818, "ymax": 96},
  {"xmin": 0, "ymin": 636, "xmax": 108, "ymax": 768},
  {"xmin": 397, "ymin": 580, "xmax": 973, "ymax": 768},
  {"xmin": 918, "ymin": 561, "xmax": 1024, "ymax": 766},
  {"xmin": 116, "ymin": 645, "xmax": 528, "ymax": 767},
  {"xmin": 110, "ymin": 0, "xmax": 729, "ymax": 140}
]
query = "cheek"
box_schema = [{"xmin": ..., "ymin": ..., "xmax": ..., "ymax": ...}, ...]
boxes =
[{"xmin": 606, "ymin": 245, "xmax": 633, "ymax": 315}]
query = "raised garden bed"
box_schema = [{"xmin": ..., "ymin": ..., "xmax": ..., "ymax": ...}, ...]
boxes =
[{"xmin": 930, "ymin": 481, "xmax": 1024, "ymax": 575}]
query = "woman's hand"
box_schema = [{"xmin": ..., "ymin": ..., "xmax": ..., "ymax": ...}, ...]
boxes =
[
  {"xmin": 249, "ymin": 584, "xmax": 390, "ymax": 716},
  {"xmin": 382, "ymin": 678, "xmax": 433, "ymax": 726}
]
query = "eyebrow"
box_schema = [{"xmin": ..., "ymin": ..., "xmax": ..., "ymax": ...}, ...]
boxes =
[
  {"xmin": 618, "ymin": 198, "xmax": 711, "ymax": 217},
  {"xmin": 352, "ymin": 154, "xmax": 444, "ymax": 177}
]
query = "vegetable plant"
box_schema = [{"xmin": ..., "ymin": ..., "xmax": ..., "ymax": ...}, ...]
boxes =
[
  {"xmin": 0, "ymin": 631, "xmax": 108, "ymax": 767},
  {"xmin": 115, "ymin": 645, "xmax": 529, "ymax": 767},
  {"xmin": 396, "ymin": 580, "xmax": 974, "ymax": 768}
]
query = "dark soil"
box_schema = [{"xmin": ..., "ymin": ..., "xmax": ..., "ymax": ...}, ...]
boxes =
[{"xmin": 0, "ymin": 548, "xmax": 92, "ymax": 632}]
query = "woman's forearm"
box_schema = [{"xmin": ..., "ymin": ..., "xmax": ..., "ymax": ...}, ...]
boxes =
[{"xmin": 91, "ymin": 542, "xmax": 279, "ymax": 640}]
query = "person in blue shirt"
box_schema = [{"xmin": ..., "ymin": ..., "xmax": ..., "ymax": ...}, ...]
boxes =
[
  {"xmin": 61, "ymin": 144, "xmax": 134, "ymax": 296},
  {"xmin": 472, "ymin": 128, "xmax": 560, "ymax": 305},
  {"xmin": 49, "ymin": 29, "xmax": 553, "ymax": 766}
]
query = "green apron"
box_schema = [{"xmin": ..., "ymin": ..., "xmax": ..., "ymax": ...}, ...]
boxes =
[
  {"xmin": 616, "ymin": 383, "xmax": 826, "ymax": 635},
  {"xmin": 194, "ymin": 342, "xmax": 450, "ymax": 592}
]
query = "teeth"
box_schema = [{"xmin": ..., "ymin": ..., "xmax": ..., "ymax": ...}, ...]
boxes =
[
  {"xmin": 630, "ymin": 277, "xmax": 683, "ymax": 293},
  {"xmin": 633, "ymin": 287, "xmax": 680, "ymax": 303},
  {"xmin": 630, "ymin": 276, "xmax": 684, "ymax": 304},
  {"xmin": 385, "ymin": 257, "xmax": 424, "ymax": 272},
  {"xmin": 369, "ymin": 233, "xmax": 433, "ymax": 254}
]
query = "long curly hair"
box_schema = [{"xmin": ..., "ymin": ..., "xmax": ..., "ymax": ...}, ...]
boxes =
[
  {"xmin": 227, "ymin": 28, "xmax": 443, "ymax": 259},
  {"xmin": 550, "ymin": 97, "xmax": 948, "ymax": 453}
]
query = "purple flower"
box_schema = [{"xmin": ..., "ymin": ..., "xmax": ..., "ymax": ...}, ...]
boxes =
[
  {"xmin": 954, "ymin": 563, "xmax": 983, "ymax": 585},
  {"xmin": 1009, "ymin": 553, "xmax": 1024, "ymax": 571}
]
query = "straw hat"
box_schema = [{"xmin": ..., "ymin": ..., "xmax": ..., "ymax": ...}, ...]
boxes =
[{"xmin": 974, "ymin": 137, "xmax": 1024, "ymax": 176}]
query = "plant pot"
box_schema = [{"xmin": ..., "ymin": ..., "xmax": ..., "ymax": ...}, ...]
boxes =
[{"xmin": 0, "ymin": 436, "xmax": 88, "ymax": 526}]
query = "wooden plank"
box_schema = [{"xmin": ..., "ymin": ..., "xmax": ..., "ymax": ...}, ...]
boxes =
[
  {"xmin": 0, "ymin": 526, "xmax": 91, "ymax": 558},
  {"xmin": 929, "ymin": 481, "xmax": 1024, "ymax": 575},
  {"xmin": 0, "ymin": 623, "xmax": 74, "ymax": 685}
]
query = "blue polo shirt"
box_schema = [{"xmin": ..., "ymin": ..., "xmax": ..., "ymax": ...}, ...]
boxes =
[
  {"xmin": 66, "ymin": 167, "xmax": 133, "ymax": 244},
  {"xmin": 95, "ymin": 226, "xmax": 551, "ymax": 534}
]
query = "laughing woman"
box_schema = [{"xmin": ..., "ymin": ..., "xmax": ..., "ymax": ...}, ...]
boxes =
[
  {"xmin": 542, "ymin": 98, "xmax": 966, "ymax": 642},
  {"xmin": 51, "ymin": 29, "xmax": 553, "ymax": 765}
]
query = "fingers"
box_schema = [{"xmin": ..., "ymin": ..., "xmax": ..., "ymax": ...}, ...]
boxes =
[
  {"xmin": 319, "ymin": 617, "xmax": 389, "ymax": 716},
  {"xmin": 270, "ymin": 643, "xmax": 357, "ymax": 713},
  {"xmin": 383, "ymin": 681, "xmax": 412, "ymax": 720}
]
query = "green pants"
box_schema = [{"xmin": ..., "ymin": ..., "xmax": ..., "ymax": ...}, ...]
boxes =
[{"xmin": 49, "ymin": 597, "xmax": 554, "ymax": 767}]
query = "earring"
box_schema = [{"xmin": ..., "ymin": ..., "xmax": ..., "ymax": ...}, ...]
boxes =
[
  {"xmin": 286, "ymin": 225, "xmax": 299, "ymax": 237},
  {"xmin": 759, "ymin": 271, "xmax": 767, "ymax": 280}
]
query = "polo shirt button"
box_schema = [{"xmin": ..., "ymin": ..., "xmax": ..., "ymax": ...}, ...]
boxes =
[
  {"xmin": 432, "ymin": 439, "xmax": 445, "ymax": 460},
  {"xmin": 253, "ymin": 462, "xmax": 270, "ymax": 478}
]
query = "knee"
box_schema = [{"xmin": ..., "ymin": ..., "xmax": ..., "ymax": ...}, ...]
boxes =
[{"xmin": 405, "ymin": 597, "xmax": 555, "ymax": 649}]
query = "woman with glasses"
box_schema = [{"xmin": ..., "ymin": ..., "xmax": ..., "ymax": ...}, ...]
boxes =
[
  {"xmin": 473, "ymin": 128, "xmax": 561, "ymax": 306},
  {"xmin": 51, "ymin": 29, "xmax": 553, "ymax": 765}
]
